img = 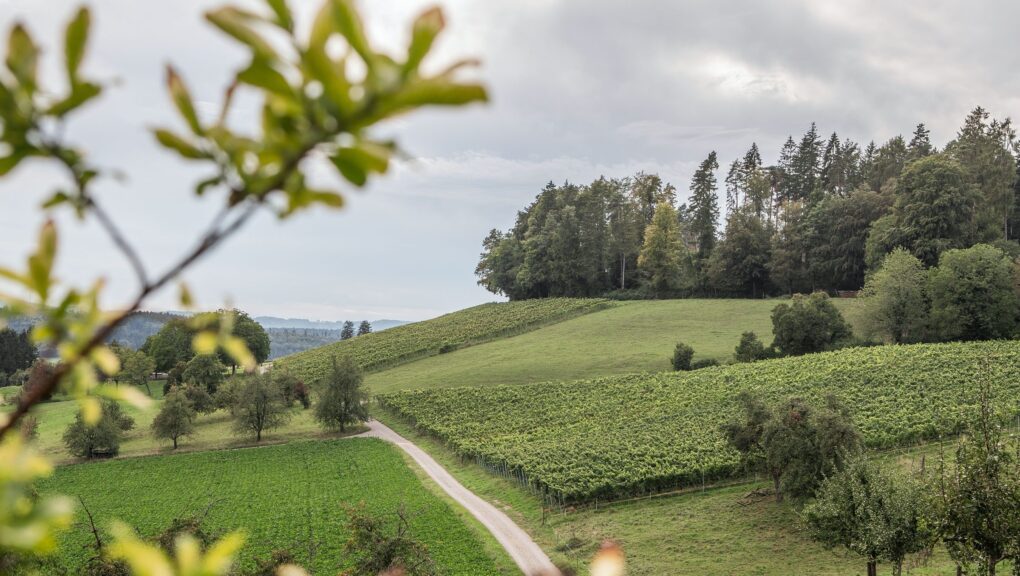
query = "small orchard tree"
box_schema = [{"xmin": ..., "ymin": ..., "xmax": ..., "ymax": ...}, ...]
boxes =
[
  {"xmin": 181, "ymin": 384, "xmax": 216, "ymax": 414},
  {"xmin": 20, "ymin": 360, "xmax": 55, "ymax": 404},
  {"xmin": 771, "ymin": 292, "xmax": 852, "ymax": 356},
  {"xmin": 63, "ymin": 400, "xmax": 135, "ymax": 458},
  {"xmin": 733, "ymin": 331, "xmax": 768, "ymax": 363},
  {"xmin": 804, "ymin": 453, "xmax": 933, "ymax": 576},
  {"xmin": 315, "ymin": 355, "xmax": 368, "ymax": 432},
  {"xmin": 671, "ymin": 342, "xmax": 694, "ymax": 371},
  {"xmin": 122, "ymin": 350, "xmax": 156, "ymax": 396},
  {"xmin": 722, "ymin": 392, "xmax": 861, "ymax": 502},
  {"xmin": 232, "ymin": 374, "xmax": 289, "ymax": 442},
  {"xmin": 933, "ymin": 383, "xmax": 1020, "ymax": 576},
  {"xmin": 151, "ymin": 389, "xmax": 196, "ymax": 449},
  {"xmin": 340, "ymin": 321, "xmax": 355, "ymax": 340},
  {"xmin": 182, "ymin": 354, "xmax": 226, "ymax": 394},
  {"xmin": 357, "ymin": 320, "xmax": 372, "ymax": 336}
]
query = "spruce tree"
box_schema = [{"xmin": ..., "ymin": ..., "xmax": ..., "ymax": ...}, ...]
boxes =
[
  {"xmin": 637, "ymin": 202, "xmax": 685, "ymax": 297},
  {"xmin": 790, "ymin": 123, "xmax": 822, "ymax": 201},
  {"xmin": 724, "ymin": 159, "xmax": 743, "ymax": 216},
  {"xmin": 340, "ymin": 321, "xmax": 355, "ymax": 340},
  {"xmin": 688, "ymin": 151, "xmax": 720, "ymax": 263},
  {"xmin": 907, "ymin": 123, "xmax": 934, "ymax": 160},
  {"xmin": 776, "ymin": 136, "xmax": 798, "ymax": 202}
]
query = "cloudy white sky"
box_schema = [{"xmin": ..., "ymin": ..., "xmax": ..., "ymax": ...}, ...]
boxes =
[{"xmin": 1, "ymin": 0, "xmax": 1019, "ymax": 321}]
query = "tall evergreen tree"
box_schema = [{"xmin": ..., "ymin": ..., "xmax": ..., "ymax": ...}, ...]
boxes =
[
  {"xmin": 907, "ymin": 123, "xmax": 934, "ymax": 160},
  {"xmin": 638, "ymin": 202, "xmax": 686, "ymax": 297},
  {"xmin": 789, "ymin": 123, "xmax": 823, "ymax": 201},
  {"xmin": 724, "ymin": 159, "xmax": 743, "ymax": 215},
  {"xmin": 776, "ymin": 136, "xmax": 798, "ymax": 202},
  {"xmin": 340, "ymin": 321, "xmax": 355, "ymax": 340},
  {"xmin": 820, "ymin": 132, "xmax": 841, "ymax": 196},
  {"xmin": 357, "ymin": 320, "xmax": 372, "ymax": 336},
  {"xmin": 688, "ymin": 151, "xmax": 720, "ymax": 263}
]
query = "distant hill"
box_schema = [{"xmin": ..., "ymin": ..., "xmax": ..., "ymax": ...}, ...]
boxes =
[
  {"xmin": 255, "ymin": 317, "xmax": 409, "ymax": 331},
  {"xmin": 4, "ymin": 310, "xmax": 408, "ymax": 358}
]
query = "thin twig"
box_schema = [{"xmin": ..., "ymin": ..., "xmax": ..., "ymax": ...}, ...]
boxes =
[{"xmin": 87, "ymin": 196, "xmax": 150, "ymax": 288}]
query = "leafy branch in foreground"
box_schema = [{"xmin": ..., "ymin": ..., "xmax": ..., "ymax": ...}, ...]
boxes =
[{"xmin": 0, "ymin": 0, "xmax": 486, "ymax": 572}]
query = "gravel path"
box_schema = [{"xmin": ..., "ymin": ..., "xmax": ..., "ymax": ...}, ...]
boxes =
[{"xmin": 360, "ymin": 419, "xmax": 557, "ymax": 575}]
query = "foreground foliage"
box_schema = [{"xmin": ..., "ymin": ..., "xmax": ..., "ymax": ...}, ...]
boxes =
[
  {"xmin": 379, "ymin": 340, "xmax": 1020, "ymax": 503},
  {"xmin": 277, "ymin": 298, "xmax": 610, "ymax": 383}
]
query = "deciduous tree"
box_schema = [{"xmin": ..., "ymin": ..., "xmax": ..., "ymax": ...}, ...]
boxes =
[
  {"xmin": 315, "ymin": 355, "xmax": 367, "ymax": 432},
  {"xmin": 151, "ymin": 389, "xmax": 195, "ymax": 449}
]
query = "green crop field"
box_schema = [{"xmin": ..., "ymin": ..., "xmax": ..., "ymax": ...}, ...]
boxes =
[
  {"xmin": 379, "ymin": 340, "xmax": 1020, "ymax": 503},
  {"xmin": 276, "ymin": 298, "xmax": 610, "ymax": 384},
  {"xmin": 367, "ymin": 298, "xmax": 862, "ymax": 394},
  {"xmin": 37, "ymin": 439, "xmax": 505, "ymax": 575}
]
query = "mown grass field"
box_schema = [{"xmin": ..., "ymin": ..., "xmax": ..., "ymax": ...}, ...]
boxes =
[
  {"xmin": 37, "ymin": 439, "xmax": 508, "ymax": 575},
  {"xmin": 367, "ymin": 298, "xmax": 862, "ymax": 394},
  {"xmin": 379, "ymin": 340, "xmax": 1020, "ymax": 502},
  {"xmin": 277, "ymin": 298, "xmax": 610, "ymax": 385}
]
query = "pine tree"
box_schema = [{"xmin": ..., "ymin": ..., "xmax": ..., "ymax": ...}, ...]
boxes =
[
  {"xmin": 742, "ymin": 142, "xmax": 762, "ymax": 172},
  {"xmin": 357, "ymin": 320, "xmax": 372, "ymax": 336},
  {"xmin": 340, "ymin": 321, "xmax": 355, "ymax": 340},
  {"xmin": 820, "ymin": 132, "xmax": 841, "ymax": 195},
  {"xmin": 637, "ymin": 202, "xmax": 685, "ymax": 297},
  {"xmin": 688, "ymin": 151, "xmax": 720, "ymax": 262}
]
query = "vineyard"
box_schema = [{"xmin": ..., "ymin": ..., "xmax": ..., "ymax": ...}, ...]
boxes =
[
  {"xmin": 38, "ymin": 439, "xmax": 504, "ymax": 574},
  {"xmin": 378, "ymin": 340, "xmax": 1020, "ymax": 503},
  {"xmin": 276, "ymin": 298, "xmax": 610, "ymax": 384}
]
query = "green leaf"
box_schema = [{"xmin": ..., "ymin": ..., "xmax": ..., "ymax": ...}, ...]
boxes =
[
  {"xmin": 153, "ymin": 129, "xmax": 206, "ymax": 159},
  {"xmin": 205, "ymin": 7, "xmax": 279, "ymax": 62},
  {"xmin": 165, "ymin": 66, "xmax": 203, "ymax": 134},
  {"xmin": 27, "ymin": 221, "xmax": 57, "ymax": 302},
  {"xmin": 6, "ymin": 24, "xmax": 39, "ymax": 92},
  {"xmin": 384, "ymin": 78, "xmax": 487, "ymax": 114},
  {"xmin": 405, "ymin": 7, "xmax": 444, "ymax": 75},
  {"xmin": 64, "ymin": 7, "xmax": 90, "ymax": 81},
  {"xmin": 237, "ymin": 59, "xmax": 293, "ymax": 98},
  {"xmin": 265, "ymin": 0, "xmax": 293, "ymax": 31},
  {"xmin": 0, "ymin": 150, "xmax": 28, "ymax": 176},
  {"xmin": 41, "ymin": 191, "xmax": 70, "ymax": 209},
  {"xmin": 45, "ymin": 81, "xmax": 101, "ymax": 117},
  {"xmin": 329, "ymin": 0, "xmax": 373, "ymax": 65},
  {"xmin": 329, "ymin": 150, "xmax": 366, "ymax": 187},
  {"xmin": 195, "ymin": 175, "xmax": 224, "ymax": 196}
]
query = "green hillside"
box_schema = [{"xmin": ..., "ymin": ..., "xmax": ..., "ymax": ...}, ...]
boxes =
[
  {"xmin": 275, "ymin": 298, "xmax": 610, "ymax": 384},
  {"xmin": 38, "ymin": 439, "xmax": 508, "ymax": 575},
  {"xmin": 379, "ymin": 340, "xmax": 1020, "ymax": 503},
  {"xmin": 367, "ymin": 298, "xmax": 861, "ymax": 394}
]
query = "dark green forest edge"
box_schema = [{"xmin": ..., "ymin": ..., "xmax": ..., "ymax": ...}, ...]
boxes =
[{"xmin": 477, "ymin": 108, "xmax": 1020, "ymax": 300}]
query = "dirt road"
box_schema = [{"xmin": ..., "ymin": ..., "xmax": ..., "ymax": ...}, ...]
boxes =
[{"xmin": 361, "ymin": 420, "xmax": 556, "ymax": 575}]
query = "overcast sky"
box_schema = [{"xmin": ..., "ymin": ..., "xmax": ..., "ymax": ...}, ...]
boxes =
[{"xmin": 1, "ymin": 0, "xmax": 1019, "ymax": 321}]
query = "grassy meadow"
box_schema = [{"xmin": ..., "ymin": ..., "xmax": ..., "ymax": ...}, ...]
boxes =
[
  {"xmin": 367, "ymin": 298, "xmax": 862, "ymax": 394},
  {"xmin": 37, "ymin": 438, "xmax": 511, "ymax": 575}
]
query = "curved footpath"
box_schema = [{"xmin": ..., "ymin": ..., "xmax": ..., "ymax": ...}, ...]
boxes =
[{"xmin": 360, "ymin": 419, "xmax": 557, "ymax": 576}]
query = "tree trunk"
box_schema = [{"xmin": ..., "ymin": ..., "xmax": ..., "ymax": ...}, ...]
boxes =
[
  {"xmin": 987, "ymin": 558, "xmax": 996, "ymax": 576},
  {"xmin": 620, "ymin": 254, "xmax": 626, "ymax": 289},
  {"xmin": 256, "ymin": 428, "xmax": 261, "ymax": 442},
  {"xmin": 866, "ymin": 560, "xmax": 876, "ymax": 576},
  {"xmin": 772, "ymin": 474, "xmax": 783, "ymax": 502},
  {"xmin": 173, "ymin": 436, "xmax": 178, "ymax": 449}
]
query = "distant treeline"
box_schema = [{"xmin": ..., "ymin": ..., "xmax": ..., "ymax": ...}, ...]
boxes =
[
  {"xmin": 266, "ymin": 328, "xmax": 344, "ymax": 360},
  {"xmin": 477, "ymin": 107, "xmax": 1020, "ymax": 299}
]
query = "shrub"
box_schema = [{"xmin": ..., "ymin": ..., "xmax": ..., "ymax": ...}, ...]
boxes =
[
  {"xmin": 690, "ymin": 358, "xmax": 719, "ymax": 370},
  {"xmin": 771, "ymin": 292, "xmax": 852, "ymax": 356},
  {"xmin": 243, "ymin": 550, "xmax": 296, "ymax": 576},
  {"xmin": 438, "ymin": 342, "xmax": 458, "ymax": 354},
  {"xmin": 671, "ymin": 342, "xmax": 694, "ymax": 371},
  {"xmin": 733, "ymin": 331, "xmax": 768, "ymax": 363},
  {"xmin": 63, "ymin": 400, "xmax": 135, "ymax": 458}
]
